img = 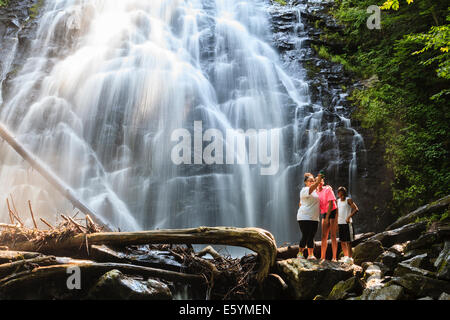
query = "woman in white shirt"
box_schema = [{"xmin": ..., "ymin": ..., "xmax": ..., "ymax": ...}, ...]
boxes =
[{"xmin": 297, "ymin": 172, "xmax": 323, "ymax": 259}]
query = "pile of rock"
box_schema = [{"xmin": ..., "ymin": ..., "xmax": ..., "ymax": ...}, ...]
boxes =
[{"xmin": 267, "ymin": 195, "xmax": 450, "ymax": 300}]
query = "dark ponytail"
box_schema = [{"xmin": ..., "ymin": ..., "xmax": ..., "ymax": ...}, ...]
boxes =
[{"xmin": 337, "ymin": 186, "xmax": 348, "ymax": 197}]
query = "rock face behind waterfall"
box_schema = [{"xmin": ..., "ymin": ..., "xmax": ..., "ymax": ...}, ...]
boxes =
[
  {"xmin": 266, "ymin": 195, "xmax": 450, "ymax": 300},
  {"xmin": 269, "ymin": 0, "xmax": 393, "ymax": 234},
  {"xmin": 1, "ymin": 0, "xmax": 392, "ymax": 243}
]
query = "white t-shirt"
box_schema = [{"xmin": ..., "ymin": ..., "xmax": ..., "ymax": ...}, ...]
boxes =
[
  {"xmin": 337, "ymin": 197, "xmax": 353, "ymax": 224},
  {"xmin": 297, "ymin": 187, "xmax": 320, "ymax": 221}
]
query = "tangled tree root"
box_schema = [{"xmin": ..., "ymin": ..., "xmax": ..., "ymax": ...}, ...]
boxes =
[{"xmin": 0, "ymin": 203, "xmax": 277, "ymax": 299}]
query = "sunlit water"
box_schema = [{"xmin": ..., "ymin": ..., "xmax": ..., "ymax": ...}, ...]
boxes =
[{"xmin": 0, "ymin": 0, "xmax": 364, "ymax": 244}]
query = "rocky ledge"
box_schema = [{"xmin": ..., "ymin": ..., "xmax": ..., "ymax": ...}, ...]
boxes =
[{"xmin": 264, "ymin": 195, "xmax": 450, "ymax": 300}]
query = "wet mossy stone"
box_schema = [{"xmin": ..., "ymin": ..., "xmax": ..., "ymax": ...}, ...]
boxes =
[
  {"xmin": 394, "ymin": 262, "xmax": 435, "ymax": 278},
  {"xmin": 275, "ymin": 258, "xmax": 361, "ymax": 299},
  {"xmin": 376, "ymin": 251, "xmax": 401, "ymax": 272},
  {"xmin": 435, "ymin": 242, "xmax": 450, "ymax": 280},
  {"xmin": 389, "ymin": 273, "xmax": 450, "ymax": 299},
  {"xmin": 353, "ymin": 240, "xmax": 384, "ymax": 266},
  {"xmin": 328, "ymin": 276, "xmax": 364, "ymax": 300},
  {"xmin": 368, "ymin": 222, "xmax": 427, "ymax": 248},
  {"xmin": 88, "ymin": 269, "xmax": 172, "ymax": 300},
  {"xmin": 360, "ymin": 284, "xmax": 405, "ymax": 300},
  {"xmin": 439, "ymin": 292, "xmax": 450, "ymax": 300}
]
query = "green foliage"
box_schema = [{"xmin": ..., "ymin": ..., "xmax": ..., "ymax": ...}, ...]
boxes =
[
  {"xmin": 415, "ymin": 208, "xmax": 450, "ymax": 227},
  {"xmin": 272, "ymin": 0, "xmax": 287, "ymax": 6},
  {"xmin": 29, "ymin": 0, "xmax": 45, "ymax": 19},
  {"xmin": 0, "ymin": 0, "xmax": 9, "ymax": 8},
  {"xmin": 324, "ymin": 0, "xmax": 450, "ymax": 215},
  {"xmin": 312, "ymin": 44, "xmax": 358, "ymax": 74}
]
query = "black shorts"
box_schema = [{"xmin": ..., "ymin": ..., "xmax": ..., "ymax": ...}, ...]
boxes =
[
  {"xmin": 322, "ymin": 209, "xmax": 337, "ymax": 220},
  {"xmin": 339, "ymin": 223, "xmax": 354, "ymax": 242}
]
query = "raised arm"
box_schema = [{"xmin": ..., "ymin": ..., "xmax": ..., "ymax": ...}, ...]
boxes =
[{"xmin": 308, "ymin": 173, "xmax": 323, "ymax": 194}]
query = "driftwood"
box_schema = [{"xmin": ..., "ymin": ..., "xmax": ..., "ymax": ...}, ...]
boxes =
[
  {"xmin": 4, "ymin": 227, "xmax": 277, "ymax": 283},
  {"xmin": 0, "ymin": 256, "xmax": 57, "ymax": 278},
  {"xmin": 196, "ymin": 245, "xmax": 224, "ymax": 261},
  {"xmin": 0, "ymin": 261, "xmax": 205, "ymax": 293},
  {"xmin": 0, "ymin": 250, "xmax": 42, "ymax": 264},
  {"xmin": 0, "ymin": 123, "xmax": 107, "ymax": 229}
]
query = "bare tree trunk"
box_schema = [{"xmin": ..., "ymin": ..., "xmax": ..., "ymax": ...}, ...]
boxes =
[
  {"xmin": 5, "ymin": 227, "xmax": 277, "ymax": 282},
  {"xmin": 0, "ymin": 262, "xmax": 205, "ymax": 293},
  {"xmin": 0, "ymin": 123, "xmax": 108, "ymax": 229}
]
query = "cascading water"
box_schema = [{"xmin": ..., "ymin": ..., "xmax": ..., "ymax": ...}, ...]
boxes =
[{"xmin": 0, "ymin": 0, "xmax": 365, "ymax": 245}]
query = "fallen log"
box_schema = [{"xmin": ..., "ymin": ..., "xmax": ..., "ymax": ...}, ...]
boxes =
[
  {"xmin": 0, "ymin": 256, "xmax": 57, "ymax": 278},
  {"xmin": 0, "ymin": 261, "xmax": 205, "ymax": 293},
  {"xmin": 4, "ymin": 227, "xmax": 277, "ymax": 283},
  {"xmin": 0, "ymin": 123, "xmax": 108, "ymax": 229}
]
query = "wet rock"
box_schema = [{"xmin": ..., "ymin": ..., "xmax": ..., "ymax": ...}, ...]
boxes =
[
  {"xmin": 88, "ymin": 269, "xmax": 172, "ymax": 300},
  {"xmin": 394, "ymin": 262, "xmax": 435, "ymax": 278},
  {"xmin": 360, "ymin": 284, "xmax": 405, "ymax": 300},
  {"xmin": 405, "ymin": 231, "xmax": 447, "ymax": 252},
  {"xmin": 387, "ymin": 195, "xmax": 450, "ymax": 230},
  {"xmin": 275, "ymin": 258, "xmax": 361, "ymax": 299},
  {"xmin": 328, "ymin": 276, "xmax": 364, "ymax": 300},
  {"xmin": 435, "ymin": 241, "xmax": 450, "ymax": 280},
  {"xmin": 439, "ymin": 292, "xmax": 450, "ymax": 300},
  {"xmin": 367, "ymin": 222, "xmax": 427, "ymax": 248},
  {"xmin": 390, "ymin": 273, "xmax": 450, "ymax": 299},
  {"xmin": 362, "ymin": 262, "xmax": 389, "ymax": 281},
  {"xmin": 401, "ymin": 253, "xmax": 429, "ymax": 268},
  {"xmin": 376, "ymin": 251, "xmax": 401, "ymax": 272},
  {"xmin": 353, "ymin": 240, "xmax": 384, "ymax": 266},
  {"xmin": 418, "ymin": 296, "xmax": 434, "ymax": 300},
  {"xmin": 388, "ymin": 243, "xmax": 409, "ymax": 256},
  {"xmin": 90, "ymin": 244, "xmax": 184, "ymax": 272}
]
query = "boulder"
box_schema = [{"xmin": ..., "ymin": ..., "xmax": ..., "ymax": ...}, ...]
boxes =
[
  {"xmin": 360, "ymin": 284, "xmax": 405, "ymax": 300},
  {"xmin": 367, "ymin": 222, "xmax": 427, "ymax": 248},
  {"xmin": 394, "ymin": 253, "xmax": 436, "ymax": 277},
  {"xmin": 390, "ymin": 273, "xmax": 450, "ymax": 299},
  {"xmin": 387, "ymin": 195, "xmax": 450, "ymax": 230},
  {"xmin": 405, "ymin": 231, "xmax": 446, "ymax": 252},
  {"xmin": 394, "ymin": 262, "xmax": 435, "ymax": 278},
  {"xmin": 376, "ymin": 251, "xmax": 401, "ymax": 272},
  {"xmin": 275, "ymin": 258, "xmax": 362, "ymax": 299},
  {"xmin": 388, "ymin": 243, "xmax": 409, "ymax": 256},
  {"xmin": 362, "ymin": 262, "xmax": 389, "ymax": 281},
  {"xmin": 439, "ymin": 292, "xmax": 450, "ymax": 300},
  {"xmin": 353, "ymin": 240, "xmax": 384, "ymax": 266},
  {"xmin": 328, "ymin": 276, "xmax": 364, "ymax": 300},
  {"xmin": 401, "ymin": 253, "xmax": 429, "ymax": 268},
  {"xmin": 88, "ymin": 269, "xmax": 172, "ymax": 300},
  {"xmin": 435, "ymin": 241, "xmax": 450, "ymax": 280}
]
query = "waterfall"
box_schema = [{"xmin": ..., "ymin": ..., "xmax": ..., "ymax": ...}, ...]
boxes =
[{"xmin": 0, "ymin": 0, "xmax": 365, "ymax": 245}]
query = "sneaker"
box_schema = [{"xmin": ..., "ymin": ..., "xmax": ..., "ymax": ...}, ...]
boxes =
[
  {"xmin": 307, "ymin": 255, "xmax": 316, "ymax": 260},
  {"xmin": 341, "ymin": 256, "xmax": 354, "ymax": 264},
  {"xmin": 297, "ymin": 253, "xmax": 306, "ymax": 260}
]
